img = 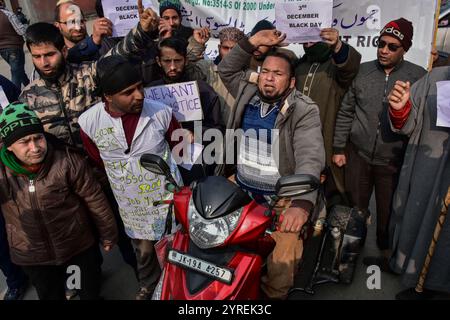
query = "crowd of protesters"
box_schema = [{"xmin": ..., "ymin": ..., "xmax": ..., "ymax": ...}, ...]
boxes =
[{"xmin": 0, "ymin": 0, "xmax": 449, "ymax": 301}]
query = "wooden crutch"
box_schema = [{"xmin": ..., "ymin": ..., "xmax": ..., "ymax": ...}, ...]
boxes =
[{"xmin": 415, "ymin": 185, "xmax": 450, "ymax": 293}]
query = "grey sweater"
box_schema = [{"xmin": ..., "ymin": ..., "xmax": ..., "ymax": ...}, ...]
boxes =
[{"xmin": 333, "ymin": 59, "xmax": 426, "ymax": 165}]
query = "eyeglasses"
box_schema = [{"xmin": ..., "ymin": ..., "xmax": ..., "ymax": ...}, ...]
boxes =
[
  {"xmin": 377, "ymin": 40, "xmax": 402, "ymax": 52},
  {"xmin": 57, "ymin": 19, "xmax": 86, "ymax": 26}
]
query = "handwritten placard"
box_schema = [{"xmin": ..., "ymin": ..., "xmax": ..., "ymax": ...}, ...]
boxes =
[
  {"xmin": 144, "ymin": 81, "xmax": 203, "ymax": 122},
  {"xmin": 0, "ymin": 86, "xmax": 9, "ymax": 111},
  {"xmin": 101, "ymin": 0, "xmax": 154, "ymax": 37},
  {"xmin": 276, "ymin": 0, "xmax": 333, "ymax": 43}
]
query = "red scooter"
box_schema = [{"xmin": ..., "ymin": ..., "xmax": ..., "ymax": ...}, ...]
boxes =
[{"xmin": 140, "ymin": 154, "xmax": 319, "ymax": 300}]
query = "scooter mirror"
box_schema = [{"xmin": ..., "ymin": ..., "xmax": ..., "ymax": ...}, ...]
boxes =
[
  {"xmin": 140, "ymin": 154, "xmax": 179, "ymax": 189},
  {"xmin": 275, "ymin": 174, "xmax": 320, "ymax": 198}
]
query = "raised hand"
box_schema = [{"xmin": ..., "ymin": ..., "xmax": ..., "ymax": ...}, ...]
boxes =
[
  {"xmin": 320, "ymin": 28, "xmax": 342, "ymax": 53},
  {"xmin": 92, "ymin": 18, "xmax": 113, "ymax": 45},
  {"xmin": 388, "ymin": 80, "xmax": 410, "ymax": 111},
  {"xmin": 158, "ymin": 19, "xmax": 173, "ymax": 39},
  {"xmin": 193, "ymin": 27, "xmax": 211, "ymax": 45},
  {"xmin": 137, "ymin": 0, "xmax": 159, "ymax": 33},
  {"xmin": 249, "ymin": 29, "xmax": 287, "ymax": 48}
]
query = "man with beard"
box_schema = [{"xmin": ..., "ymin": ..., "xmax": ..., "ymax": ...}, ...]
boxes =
[
  {"xmin": 158, "ymin": 0, "xmax": 209, "ymax": 61},
  {"xmin": 332, "ymin": 18, "xmax": 426, "ymax": 271},
  {"xmin": 0, "ymin": 102, "xmax": 118, "ymax": 300},
  {"xmin": 54, "ymin": 1, "xmax": 113, "ymax": 63},
  {"xmin": 217, "ymin": 29, "xmax": 325, "ymax": 299},
  {"xmin": 19, "ymin": 0, "xmax": 159, "ymax": 149},
  {"xmin": 148, "ymin": 37, "xmax": 223, "ymax": 185}
]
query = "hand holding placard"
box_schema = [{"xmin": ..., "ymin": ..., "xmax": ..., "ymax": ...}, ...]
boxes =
[
  {"xmin": 92, "ymin": 17, "xmax": 113, "ymax": 45},
  {"xmin": 320, "ymin": 28, "xmax": 342, "ymax": 53}
]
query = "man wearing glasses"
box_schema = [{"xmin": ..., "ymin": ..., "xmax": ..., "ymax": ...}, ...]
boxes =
[
  {"xmin": 54, "ymin": 1, "xmax": 112, "ymax": 63},
  {"xmin": 332, "ymin": 18, "xmax": 426, "ymax": 272}
]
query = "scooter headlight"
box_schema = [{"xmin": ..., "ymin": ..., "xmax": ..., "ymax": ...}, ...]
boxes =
[{"xmin": 188, "ymin": 197, "xmax": 242, "ymax": 249}]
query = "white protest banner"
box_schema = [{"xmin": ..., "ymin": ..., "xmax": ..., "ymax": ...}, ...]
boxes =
[
  {"xmin": 102, "ymin": 0, "xmax": 155, "ymax": 37},
  {"xmin": 146, "ymin": 0, "xmax": 437, "ymax": 69},
  {"xmin": 0, "ymin": 86, "xmax": 9, "ymax": 110},
  {"xmin": 144, "ymin": 81, "xmax": 203, "ymax": 122},
  {"xmin": 276, "ymin": 0, "xmax": 333, "ymax": 44}
]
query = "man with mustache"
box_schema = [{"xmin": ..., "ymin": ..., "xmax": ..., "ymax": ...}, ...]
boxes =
[
  {"xmin": 218, "ymin": 29, "xmax": 325, "ymax": 299},
  {"xmin": 149, "ymin": 37, "xmax": 223, "ymax": 185},
  {"xmin": 19, "ymin": 0, "xmax": 159, "ymax": 148},
  {"xmin": 54, "ymin": 0, "xmax": 113, "ymax": 63},
  {"xmin": 332, "ymin": 18, "xmax": 426, "ymax": 271}
]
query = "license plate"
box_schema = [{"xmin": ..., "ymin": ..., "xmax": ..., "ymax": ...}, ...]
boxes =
[{"xmin": 167, "ymin": 250, "xmax": 233, "ymax": 284}]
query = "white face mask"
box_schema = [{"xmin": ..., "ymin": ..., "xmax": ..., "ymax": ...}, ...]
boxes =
[{"xmin": 65, "ymin": 4, "xmax": 83, "ymax": 31}]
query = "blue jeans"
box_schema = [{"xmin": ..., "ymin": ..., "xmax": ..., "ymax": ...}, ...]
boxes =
[
  {"xmin": 0, "ymin": 210, "xmax": 27, "ymax": 289},
  {"xmin": 0, "ymin": 47, "xmax": 30, "ymax": 89}
]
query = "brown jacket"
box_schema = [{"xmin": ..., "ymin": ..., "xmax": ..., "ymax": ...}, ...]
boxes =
[{"xmin": 0, "ymin": 139, "xmax": 118, "ymax": 266}]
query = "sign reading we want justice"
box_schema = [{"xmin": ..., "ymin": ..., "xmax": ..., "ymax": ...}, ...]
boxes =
[{"xmin": 145, "ymin": 81, "xmax": 203, "ymax": 122}]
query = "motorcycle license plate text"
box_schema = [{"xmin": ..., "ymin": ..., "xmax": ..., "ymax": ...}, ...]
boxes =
[{"xmin": 168, "ymin": 250, "xmax": 233, "ymax": 284}]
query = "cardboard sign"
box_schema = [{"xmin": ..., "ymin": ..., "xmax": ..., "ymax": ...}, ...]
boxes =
[
  {"xmin": 144, "ymin": 81, "xmax": 203, "ymax": 122},
  {"xmin": 101, "ymin": 0, "xmax": 155, "ymax": 37},
  {"xmin": 276, "ymin": 0, "xmax": 333, "ymax": 43}
]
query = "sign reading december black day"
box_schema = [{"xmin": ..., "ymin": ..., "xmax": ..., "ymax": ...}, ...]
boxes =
[
  {"xmin": 144, "ymin": 81, "xmax": 203, "ymax": 122},
  {"xmin": 101, "ymin": 0, "xmax": 154, "ymax": 37},
  {"xmin": 276, "ymin": 0, "xmax": 333, "ymax": 43}
]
